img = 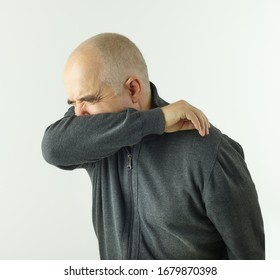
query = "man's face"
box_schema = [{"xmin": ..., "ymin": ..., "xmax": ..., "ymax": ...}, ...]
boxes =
[
  {"xmin": 63, "ymin": 51, "xmax": 135, "ymax": 116},
  {"xmin": 66, "ymin": 81, "xmax": 135, "ymax": 116}
]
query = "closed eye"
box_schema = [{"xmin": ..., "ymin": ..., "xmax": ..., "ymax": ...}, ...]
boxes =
[
  {"xmin": 67, "ymin": 94, "xmax": 102, "ymax": 106},
  {"xmin": 67, "ymin": 99, "xmax": 75, "ymax": 105},
  {"xmin": 80, "ymin": 95, "xmax": 102, "ymax": 103}
]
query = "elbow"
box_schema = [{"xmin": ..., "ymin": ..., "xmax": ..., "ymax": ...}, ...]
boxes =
[
  {"xmin": 41, "ymin": 115, "xmax": 81, "ymax": 169},
  {"xmin": 41, "ymin": 133, "xmax": 79, "ymax": 171},
  {"xmin": 41, "ymin": 127, "xmax": 80, "ymax": 170},
  {"xmin": 41, "ymin": 130, "xmax": 64, "ymax": 166}
]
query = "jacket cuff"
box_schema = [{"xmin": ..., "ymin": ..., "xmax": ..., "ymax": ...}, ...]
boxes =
[{"xmin": 140, "ymin": 108, "xmax": 165, "ymax": 136}]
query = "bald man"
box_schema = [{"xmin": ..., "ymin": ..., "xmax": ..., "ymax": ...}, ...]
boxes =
[{"xmin": 42, "ymin": 33, "xmax": 265, "ymax": 260}]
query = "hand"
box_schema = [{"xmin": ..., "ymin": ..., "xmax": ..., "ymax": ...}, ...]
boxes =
[{"xmin": 161, "ymin": 100, "xmax": 210, "ymax": 136}]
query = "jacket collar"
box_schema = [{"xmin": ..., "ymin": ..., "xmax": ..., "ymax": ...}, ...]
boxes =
[{"xmin": 150, "ymin": 82, "xmax": 169, "ymax": 108}]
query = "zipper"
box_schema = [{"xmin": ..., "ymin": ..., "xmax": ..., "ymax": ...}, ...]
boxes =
[
  {"xmin": 126, "ymin": 146, "xmax": 133, "ymax": 169},
  {"xmin": 127, "ymin": 154, "xmax": 133, "ymax": 169},
  {"xmin": 125, "ymin": 147, "xmax": 134, "ymax": 259},
  {"xmin": 125, "ymin": 146, "xmax": 140, "ymax": 259}
]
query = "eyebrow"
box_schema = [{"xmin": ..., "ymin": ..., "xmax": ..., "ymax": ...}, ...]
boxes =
[
  {"xmin": 67, "ymin": 94, "xmax": 100, "ymax": 105},
  {"xmin": 67, "ymin": 99, "xmax": 75, "ymax": 105}
]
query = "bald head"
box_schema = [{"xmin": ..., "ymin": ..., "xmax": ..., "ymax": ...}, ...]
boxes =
[
  {"xmin": 63, "ymin": 44, "xmax": 102, "ymax": 98},
  {"xmin": 63, "ymin": 33, "xmax": 153, "ymax": 115},
  {"xmin": 64, "ymin": 33, "xmax": 150, "ymax": 96}
]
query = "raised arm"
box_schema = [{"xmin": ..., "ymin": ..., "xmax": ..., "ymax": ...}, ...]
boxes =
[
  {"xmin": 42, "ymin": 100, "xmax": 210, "ymax": 169},
  {"xmin": 41, "ymin": 107, "xmax": 165, "ymax": 169}
]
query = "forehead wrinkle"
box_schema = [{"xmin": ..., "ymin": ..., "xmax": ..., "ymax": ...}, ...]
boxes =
[{"xmin": 67, "ymin": 81, "xmax": 102, "ymax": 105}]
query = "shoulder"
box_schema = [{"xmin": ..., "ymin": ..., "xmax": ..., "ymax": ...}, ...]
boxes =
[
  {"xmin": 164, "ymin": 125, "xmax": 245, "ymax": 180},
  {"xmin": 163, "ymin": 125, "xmax": 224, "ymax": 160},
  {"xmin": 173, "ymin": 125, "xmax": 244, "ymax": 160}
]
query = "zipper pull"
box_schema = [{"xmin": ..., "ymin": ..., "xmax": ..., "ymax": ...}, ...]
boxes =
[{"xmin": 127, "ymin": 154, "xmax": 132, "ymax": 169}]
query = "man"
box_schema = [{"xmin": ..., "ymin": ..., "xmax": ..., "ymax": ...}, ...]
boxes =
[{"xmin": 42, "ymin": 33, "xmax": 265, "ymax": 259}]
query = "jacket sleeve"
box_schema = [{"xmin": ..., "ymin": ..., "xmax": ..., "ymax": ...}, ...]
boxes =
[
  {"xmin": 41, "ymin": 106, "xmax": 165, "ymax": 169},
  {"xmin": 202, "ymin": 136, "xmax": 265, "ymax": 259}
]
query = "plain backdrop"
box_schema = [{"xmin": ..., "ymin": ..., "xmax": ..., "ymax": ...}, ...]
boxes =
[{"xmin": 0, "ymin": 0, "xmax": 279, "ymax": 259}]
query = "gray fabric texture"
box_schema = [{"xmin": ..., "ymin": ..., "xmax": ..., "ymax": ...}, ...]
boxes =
[{"xmin": 42, "ymin": 82, "xmax": 265, "ymax": 259}]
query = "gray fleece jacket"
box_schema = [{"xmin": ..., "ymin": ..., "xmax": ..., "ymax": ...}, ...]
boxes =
[{"xmin": 42, "ymin": 83, "xmax": 265, "ymax": 259}]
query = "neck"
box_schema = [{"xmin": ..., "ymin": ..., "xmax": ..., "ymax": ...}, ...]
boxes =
[{"xmin": 140, "ymin": 92, "xmax": 152, "ymax": 111}]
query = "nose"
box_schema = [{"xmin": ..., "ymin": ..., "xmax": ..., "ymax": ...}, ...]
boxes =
[{"xmin": 74, "ymin": 103, "xmax": 89, "ymax": 116}]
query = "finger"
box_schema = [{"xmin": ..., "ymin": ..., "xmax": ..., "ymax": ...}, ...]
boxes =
[
  {"xmin": 201, "ymin": 113, "xmax": 209, "ymax": 135},
  {"xmin": 203, "ymin": 113, "xmax": 211, "ymax": 129},
  {"xmin": 199, "ymin": 113, "xmax": 206, "ymax": 136},
  {"xmin": 185, "ymin": 110, "xmax": 202, "ymax": 133},
  {"xmin": 188, "ymin": 108, "xmax": 206, "ymax": 136},
  {"xmin": 203, "ymin": 113, "xmax": 211, "ymax": 134},
  {"xmin": 193, "ymin": 107, "xmax": 210, "ymax": 135}
]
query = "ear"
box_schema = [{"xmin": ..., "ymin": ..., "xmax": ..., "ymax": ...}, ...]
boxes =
[{"xmin": 125, "ymin": 76, "xmax": 142, "ymax": 103}]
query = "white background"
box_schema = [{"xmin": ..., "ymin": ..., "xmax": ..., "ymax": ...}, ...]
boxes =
[{"xmin": 0, "ymin": 0, "xmax": 279, "ymax": 259}]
